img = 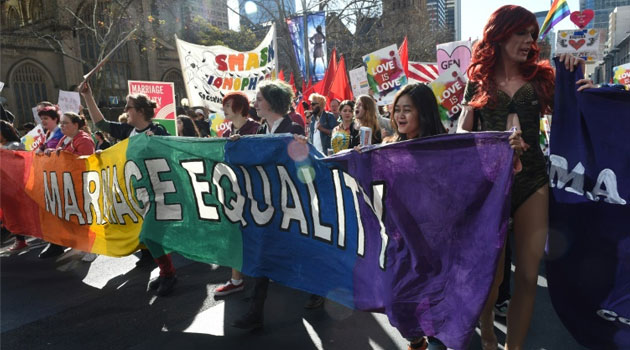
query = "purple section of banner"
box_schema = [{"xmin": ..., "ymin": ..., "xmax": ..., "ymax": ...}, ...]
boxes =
[{"xmin": 327, "ymin": 132, "xmax": 514, "ymax": 349}]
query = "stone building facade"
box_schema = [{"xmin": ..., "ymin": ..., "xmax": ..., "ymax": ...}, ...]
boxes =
[{"xmin": 0, "ymin": 0, "xmax": 227, "ymax": 127}]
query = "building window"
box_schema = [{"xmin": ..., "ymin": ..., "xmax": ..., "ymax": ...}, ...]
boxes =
[
  {"xmin": 11, "ymin": 62, "xmax": 49, "ymax": 126},
  {"xmin": 162, "ymin": 69, "xmax": 186, "ymax": 107},
  {"xmin": 30, "ymin": 0, "xmax": 43, "ymax": 22},
  {"xmin": 6, "ymin": 6, "xmax": 22, "ymax": 28}
]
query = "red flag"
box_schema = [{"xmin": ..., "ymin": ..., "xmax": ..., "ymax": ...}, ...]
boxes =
[
  {"xmin": 328, "ymin": 55, "xmax": 353, "ymax": 102},
  {"xmin": 289, "ymin": 72, "xmax": 297, "ymax": 94},
  {"xmin": 317, "ymin": 48, "xmax": 337, "ymax": 95},
  {"xmin": 398, "ymin": 36, "xmax": 409, "ymax": 77},
  {"xmin": 278, "ymin": 69, "xmax": 285, "ymax": 81}
]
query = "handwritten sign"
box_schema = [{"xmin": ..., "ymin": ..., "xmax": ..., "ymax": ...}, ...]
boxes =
[
  {"xmin": 429, "ymin": 66, "xmax": 467, "ymax": 133},
  {"xmin": 349, "ymin": 67, "xmax": 370, "ymax": 97},
  {"xmin": 363, "ymin": 44, "xmax": 408, "ymax": 105},
  {"xmin": 31, "ymin": 107, "xmax": 41, "ymax": 124},
  {"xmin": 556, "ymin": 29, "xmax": 601, "ymax": 62},
  {"xmin": 0, "ymin": 81, "xmax": 4, "ymax": 93},
  {"xmin": 57, "ymin": 90, "xmax": 81, "ymax": 115}
]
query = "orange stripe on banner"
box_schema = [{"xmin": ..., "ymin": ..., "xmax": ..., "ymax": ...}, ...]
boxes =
[{"xmin": 26, "ymin": 152, "xmax": 94, "ymax": 252}]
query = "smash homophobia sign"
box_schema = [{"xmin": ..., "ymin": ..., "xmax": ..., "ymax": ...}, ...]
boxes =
[
  {"xmin": 1, "ymin": 133, "xmax": 515, "ymax": 349},
  {"xmin": 176, "ymin": 24, "xmax": 277, "ymax": 110}
]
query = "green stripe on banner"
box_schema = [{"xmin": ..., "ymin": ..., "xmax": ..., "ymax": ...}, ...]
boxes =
[{"xmin": 125, "ymin": 135, "xmax": 243, "ymax": 269}]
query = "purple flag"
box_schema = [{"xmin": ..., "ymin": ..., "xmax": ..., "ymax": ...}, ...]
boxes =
[{"xmin": 324, "ymin": 132, "xmax": 514, "ymax": 348}]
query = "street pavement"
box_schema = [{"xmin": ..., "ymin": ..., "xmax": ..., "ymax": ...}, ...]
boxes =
[{"xmin": 1, "ymin": 237, "xmax": 587, "ymax": 350}]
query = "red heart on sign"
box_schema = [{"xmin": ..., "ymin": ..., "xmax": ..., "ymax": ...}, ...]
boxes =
[
  {"xmin": 569, "ymin": 39, "xmax": 586, "ymax": 50},
  {"xmin": 570, "ymin": 10, "xmax": 594, "ymax": 29}
]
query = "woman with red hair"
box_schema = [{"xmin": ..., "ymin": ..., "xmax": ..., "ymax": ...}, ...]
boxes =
[{"xmin": 458, "ymin": 5, "xmax": 593, "ymax": 350}]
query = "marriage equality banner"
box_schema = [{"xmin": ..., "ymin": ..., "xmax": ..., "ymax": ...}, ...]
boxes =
[
  {"xmin": 436, "ymin": 40, "xmax": 472, "ymax": 76},
  {"xmin": 175, "ymin": 24, "xmax": 277, "ymax": 112},
  {"xmin": 547, "ymin": 59, "xmax": 630, "ymax": 349},
  {"xmin": 363, "ymin": 44, "xmax": 408, "ymax": 106},
  {"xmin": 0, "ymin": 132, "xmax": 514, "ymax": 349},
  {"xmin": 556, "ymin": 29, "xmax": 601, "ymax": 62}
]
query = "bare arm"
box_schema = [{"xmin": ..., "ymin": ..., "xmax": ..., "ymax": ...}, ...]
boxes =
[
  {"xmin": 79, "ymin": 82, "xmax": 105, "ymax": 125},
  {"xmin": 456, "ymin": 106, "xmax": 475, "ymax": 133}
]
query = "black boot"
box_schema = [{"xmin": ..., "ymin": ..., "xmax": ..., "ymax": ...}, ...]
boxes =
[{"xmin": 38, "ymin": 243, "xmax": 65, "ymax": 259}]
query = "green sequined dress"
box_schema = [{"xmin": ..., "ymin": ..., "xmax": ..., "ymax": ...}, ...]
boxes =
[{"xmin": 464, "ymin": 81, "xmax": 549, "ymax": 213}]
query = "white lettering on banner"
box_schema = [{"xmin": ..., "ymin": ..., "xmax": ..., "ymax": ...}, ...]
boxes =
[
  {"xmin": 38, "ymin": 157, "xmax": 392, "ymax": 270},
  {"xmin": 597, "ymin": 309, "xmax": 630, "ymax": 327},
  {"xmin": 212, "ymin": 163, "xmax": 247, "ymax": 226},
  {"xmin": 180, "ymin": 160, "xmax": 220, "ymax": 221},
  {"xmin": 549, "ymin": 154, "xmax": 627, "ymax": 205},
  {"xmin": 145, "ymin": 159, "xmax": 182, "ymax": 221}
]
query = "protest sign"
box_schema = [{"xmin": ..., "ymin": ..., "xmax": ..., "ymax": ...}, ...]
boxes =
[
  {"xmin": 556, "ymin": 29, "xmax": 601, "ymax": 61},
  {"xmin": 1, "ymin": 133, "xmax": 514, "ymax": 349},
  {"xmin": 19, "ymin": 124, "xmax": 45, "ymax": 151},
  {"xmin": 436, "ymin": 40, "xmax": 472, "ymax": 75},
  {"xmin": 176, "ymin": 24, "xmax": 277, "ymax": 111},
  {"xmin": 349, "ymin": 67, "xmax": 370, "ymax": 97},
  {"xmin": 0, "ymin": 81, "xmax": 4, "ymax": 93},
  {"xmin": 57, "ymin": 90, "xmax": 81, "ymax": 115},
  {"xmin": 429, "ymin": 66, "xmax": 467, "ymax": 133},
  {"xmin": 363, "ymin": 44, "xmax": 408, "ymax": 105},
  {"xmin": 128, "ymin": 80, "xmax": 177, "ymax": 135},
  {"xmin": 613, "ymin": 63, "xmax": 630, "ymax": 86}
]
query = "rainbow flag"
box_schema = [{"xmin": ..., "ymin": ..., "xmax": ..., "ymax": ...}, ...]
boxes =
[
  {"xmin": 0, "ymin": 133, "xmax": 514, "ymax": 349},
  {"xmin": 539, "ymin": 0, "xmax": 571, "ymax": 40}
]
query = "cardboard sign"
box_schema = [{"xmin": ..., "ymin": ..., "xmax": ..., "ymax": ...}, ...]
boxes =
[
  {"xmin": 0, "ymin": 81, "xmax": 4, "ymax": 93},
  {"xmin": 436, "ymin": 40, "xmax": 472, "ymax": 76},
  {"xmin": 613, "ymin": 63, "xmax": 630, "ymax": 86},
  {"xmin": 556, "ymin": 29, "xmax": 601, "ymax": 61},
  {"xmin": 363, "ymin": 44, "xmax": 408, "ymax": 105},
  {"xmin": 31, "ymin": 107, "xmax": 42, "ymax": 124},
  {"xmin": 349, "ymin": 67, "xmax": 370, "ymax": 97},
  {"xmin": 57, "ymin": 90, "xmax": 81, "ymax": 115},
  {"xmin": 429, "ymin": 66, "xmax": 467, "ymax": 133}
]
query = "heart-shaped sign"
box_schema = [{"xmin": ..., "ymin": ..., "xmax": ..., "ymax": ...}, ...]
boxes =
[
  {"xmin": 436, "ymin": 45, "xmax": 472, "ymax": 74},
  {"xmin": 570, "ymin": 10, "xmax": 594, "ymax": 29},
  {"xmin": 569, "ymin": 39, "xmax": 586, "ymax": 50}
]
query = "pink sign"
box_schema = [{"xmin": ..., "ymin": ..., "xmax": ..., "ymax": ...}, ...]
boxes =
[
  {"xmin": 127, "ymin": 81, "xmax": 176, "ymax": 120},
  {"xmin": 436, "ymin": 40, "xmax": 472, "ymax": 75}
]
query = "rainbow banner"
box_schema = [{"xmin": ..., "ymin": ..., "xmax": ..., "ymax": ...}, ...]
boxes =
[
  {"xmin": 0, "ymin": 133, "xmax": 514, "ymax": 349},
  {"xmin": 540, "ymin": 0, "xmax": 571, "ymax": 40}
]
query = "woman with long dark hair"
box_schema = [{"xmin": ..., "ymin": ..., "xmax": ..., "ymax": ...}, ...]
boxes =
[
  {"xmin": 458, "ymin": 6, "xmax": 593, "ymax": 350},
  {"xmin": 176, "ymin": 115, "xmax": 201, "ymax": 137}
]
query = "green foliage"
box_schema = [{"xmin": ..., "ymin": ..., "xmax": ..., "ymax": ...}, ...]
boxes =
[{"xmin": 191, "ymin": 17, "xmax": 259, "ymax": 51}]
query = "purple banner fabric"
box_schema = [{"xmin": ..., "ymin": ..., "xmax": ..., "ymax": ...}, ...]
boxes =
[
  {"xmin": 547, "ymin": 60, "xmax": 630, "ymax": 349},
  {"xmin": 326, "ymin": 132, "xmax": 514, "ymax": 349}
]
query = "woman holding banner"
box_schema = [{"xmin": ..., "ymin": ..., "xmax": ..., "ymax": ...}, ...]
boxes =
[
  {"xmin": 213, "ymin": 91, "xmax": 259, "ymax": 297},
  {"xmin": 80, "ymin": 82, "xmax": 177, "ymax": 297},
  {"xmin": 457, "ymin": 5, "xmax": 593, "ymax": 350}
]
